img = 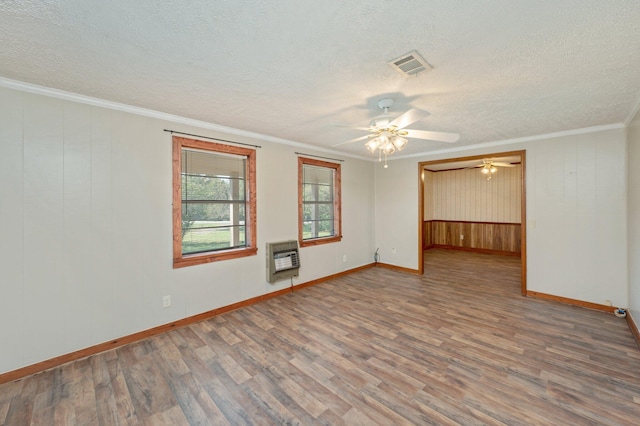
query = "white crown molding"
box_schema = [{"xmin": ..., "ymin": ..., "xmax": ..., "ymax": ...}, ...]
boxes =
[
  {"xmin": 1, "ymin": 76, "xmax": 629, "ymax": 164},
  {"xmin": 624, "ymin": 93, "xmax": 640, "ymax": 126},
  {"xmin": 0, "ymin": 76, "xmax": 370, "ymax": 162},
  {"xmin": 391, "ymin": 123, "xmax": 626, "ymax": 161}
]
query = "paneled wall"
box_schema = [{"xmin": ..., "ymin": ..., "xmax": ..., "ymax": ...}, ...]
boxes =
[
  {"xmin": 629, "ymin": 106, "xmax": 640, "ymax": 325},
  {"xmin": 423, "ymin": 164, "xmax": 522, "ymax": 254},
  {"xmin": 424, "ymin": 220, "xmax": 521, "ymax": 254},
  {"xmin": 427, "ymin": 165, "xmax": 521, "ymax": 223},
  {"xmin": 376, "ymin": 127, "xmax": 628, "ymax": 308},
  {"xmin": 423, "ymin": 169, "xmax": 434, "ymax": 220},
  {"xmin": 0, "ymin": 84, "xmax": 376, "ymax": 375}
]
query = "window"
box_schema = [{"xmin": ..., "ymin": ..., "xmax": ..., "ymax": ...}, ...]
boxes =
[
  {"xmin": 173, "ymin": 136, "xmax": 256, "ymax": 268},
  {"xmin": 298, "ymin": 157, "xmax": 342, "ymax": 247}
]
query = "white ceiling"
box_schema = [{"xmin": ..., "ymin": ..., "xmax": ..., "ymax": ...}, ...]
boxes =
[{"xmin": 1, "ymin": 1, "xmax": 640, "ymax": 159}]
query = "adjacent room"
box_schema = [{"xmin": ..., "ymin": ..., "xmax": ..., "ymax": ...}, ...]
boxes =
[{"xmin": 1, "ymin": 1, "xmax": 640, "ymax": 424}]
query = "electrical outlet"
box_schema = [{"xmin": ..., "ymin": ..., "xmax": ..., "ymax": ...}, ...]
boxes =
[
  {"xmin": 604, "ymin": 299, "xmax": 612, "ymax": 307},
  {"xmin": 342, "ymin": 255, "xmax": 347, "ymax": 262},
  {"xmin": 163, "ymin": 295, "xmax": 171, "ymax": 308},
  {"xmin": 391, "ymin": 248, "xmax": 397, "ymax": 254},
  {"xmin": 460, "ymin": 234, "xmax": 464, "ymax": 240}
]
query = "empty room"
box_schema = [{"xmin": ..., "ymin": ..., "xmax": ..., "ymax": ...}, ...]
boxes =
[{"xmin": 1, "ymin": 1, "xmax": 640, "ymax": 424}]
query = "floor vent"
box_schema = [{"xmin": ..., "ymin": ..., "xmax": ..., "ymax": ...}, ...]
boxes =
[{"xmin": 388, "ymin": 50, "xmax": 432, "ymax": 77}]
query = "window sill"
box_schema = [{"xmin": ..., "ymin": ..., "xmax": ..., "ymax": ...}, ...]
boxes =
[
  {"xmin": 173, "ymin": 247, "xmax": 258, "ymax": 269},
  {"xmin": 299, "ymin": 235, "xmax": 342, "ymax": 248}
]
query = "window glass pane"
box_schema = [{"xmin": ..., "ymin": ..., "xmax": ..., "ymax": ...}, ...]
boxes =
[
  {"xmin": 303, "ymin": 165, "xmax": 333, "ymax": 185},
  {"xmin": 302, "ymin": 203, "xmax": 333, "ymax": 220},
  {"xmin": 181, "ymin": 147, "xmax": 247, "ymax": 254},
  {"xmin": 303, "ymin": 183, "xmax": 333, "ymax": 202},
  {"xmin": 303, "ymin": 183, "xmax": 315, "ymax": 201},
  {"xmin": 317, "ymin": 184, "xmax": 333, "ymax": 202},
  {"xmin": 182, "ymin": 201, "xmax": 245, "ymax": 222},
  {"xmin": 300, "ymin": 160, "xmax": 340, "ymax": 243},
  {"xmin": 182, "ymin": 175, "xmax": 245, "ymax": 201},
  {"xmin": 316, "ymin": 203, "xmax": 333, "ymax": 219},
  {"xmin": 302, "ymin": 221, "xmax": 312, "ymax": 239},
  {"xmin": 302, "ymin": 220, "xmax": 334, "ymax": 239},
  {"xmin": 182, "ymin": 225, "xmax": 246, "ymax": 255},
  {"xmin": 316, "ymin": 220, "xmax": 334, "ymax": 237},
  {"xmin": 182, "ymin": 149, "xmax": 246, "ymax": 178}
]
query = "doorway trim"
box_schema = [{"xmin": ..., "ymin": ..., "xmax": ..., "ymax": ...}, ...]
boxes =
[{"xmin": 418, "ymin": 150, "xmax": 527, "ymax": 295}]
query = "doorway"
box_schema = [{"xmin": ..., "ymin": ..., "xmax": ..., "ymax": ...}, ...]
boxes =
[{"xmin": 418, "ymin": 150, "xmax": 527, "ymax": 295}]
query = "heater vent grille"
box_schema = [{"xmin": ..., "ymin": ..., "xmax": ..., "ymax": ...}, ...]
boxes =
[{"xmin": 266, "ymin": 240, "xmax": 300, "ymax": 283}]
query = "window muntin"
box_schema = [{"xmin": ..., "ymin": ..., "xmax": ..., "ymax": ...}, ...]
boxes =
[
  {"xmin": 173, "ymin": 136, "xmax": 256, "ymax": 268},
  {"xmin": 298, "ymin": 157, "xmax": 342, "ymax": 247}
]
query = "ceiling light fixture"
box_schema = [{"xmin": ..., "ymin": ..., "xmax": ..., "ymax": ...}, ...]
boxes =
[
  {"xmin": 365, "ymin": 127, "xmax": 409, "ymax": 168},
  {"xmin": 366, "ymin": 99, "xmax": 411, "ymax": 168},
  {"xmin": 480, "ymin": 160, "xmax": 498, "ymax": 180},
  {"xmin": 333, "ymin": 98, "xmax": 459, "ymax": 167}
]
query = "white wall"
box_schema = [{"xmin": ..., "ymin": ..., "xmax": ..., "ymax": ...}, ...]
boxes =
[
  {"xmin": 0, "ymin": 86, "xmax": 375, "ymax": 374},
  {"xmin": 376, "ymin": 128, "xmax": 628, "ymax": 308},
  {"xmin": 628, "ymin": 108, "xmax": 640, "ymax": 321}
]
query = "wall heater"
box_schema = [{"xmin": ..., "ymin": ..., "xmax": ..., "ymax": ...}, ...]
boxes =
[{"xmin": 266, "ymin": 240, "xmax": 300, "ymax": 283}]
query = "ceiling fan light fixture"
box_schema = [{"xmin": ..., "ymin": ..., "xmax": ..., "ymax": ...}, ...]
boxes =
[
  {"xmin": 392, "ymin": 136, "xmax": 408, "ymax": 151},
  {"xmin": 331, "ymin": 96, "xmax": 459, "ymax": 168},
  {"xmin": 480, "ymin": 161, "xmax": 499, "ymax": 180},
  {"xmin": 365, "ymin": 138, "xmax": 380, "ymax": 153},
  {"xmin": 378, "ymin": 132, "xmax": 390, "ymax": 144},
  {"xmin": 381, "ymin": 141, "xmax": 396, "ymax": 155}
]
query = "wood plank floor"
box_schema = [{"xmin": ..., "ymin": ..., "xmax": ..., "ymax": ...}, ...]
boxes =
[{"xmin": 2, "ymin": 249, "xmax": 639, "ymax": 425}]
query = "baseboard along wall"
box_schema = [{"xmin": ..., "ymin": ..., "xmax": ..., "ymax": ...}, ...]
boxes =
[{"xmin": 2, "ymin": 263, "xmax": 635, "ymax": 385}]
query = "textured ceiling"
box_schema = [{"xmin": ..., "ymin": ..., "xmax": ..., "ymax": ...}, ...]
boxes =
[{"xmin": 1, "ymin": 1, "xmax": 640, "ymax": 159}]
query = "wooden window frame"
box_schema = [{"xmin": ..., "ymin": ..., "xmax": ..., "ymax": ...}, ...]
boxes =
[
  {"xmin": 298, "ymin": 157, "xmax": 342, "ymax": 247},
  {"xmin": 173, "ymin": 136, "xmax": 257, "ymax": 268}
]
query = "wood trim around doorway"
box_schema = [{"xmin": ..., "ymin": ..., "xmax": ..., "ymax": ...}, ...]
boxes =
[{"xmin": 418, "ymin": 150, "xmax": 527, "ymax": 295}]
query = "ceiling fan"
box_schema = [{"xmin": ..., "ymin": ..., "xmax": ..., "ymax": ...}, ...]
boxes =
[
  {"xmin": 470, "ymin": 158, "xmax": 516, "ymax": 180},
  {"xmin": 333, "ymin": 98, "xmax": 460, "ymax": 167}
]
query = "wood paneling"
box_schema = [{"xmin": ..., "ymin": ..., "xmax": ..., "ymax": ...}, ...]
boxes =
[
  {"xmin": 426, "ymin": 220, "xmax": 521, "ymax": 254},
  {"xmin": 430, "ymin": 164, "xmax": 521, "ymax": 223},
  {"xmin": 2, "ymin": 250, "xmax": 639, "ymax": 424},
  {"xmin": 422, "ymin": 219, "xmax": 433, "ymax": 249}
]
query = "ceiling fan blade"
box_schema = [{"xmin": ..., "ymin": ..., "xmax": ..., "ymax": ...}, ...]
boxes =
[
  {"xmin": 404, "ymin": 129, "xmax": 460, "ymax": 143},
  {"xmin": 332, "ymin": 134, "xmax": 371, "ymax": 147},
  {"xmin": 492, "ymin": 161, "xmax": 516, "ymax": 167},
  {"xmin": 330, "ymin": 123, "xmax": 373, "ymax": 131},
  {"xmin": 389, "ymin": 108, "xmax": 430, "ymax": 129}
]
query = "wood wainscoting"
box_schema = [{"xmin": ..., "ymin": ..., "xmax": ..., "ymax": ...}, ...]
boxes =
[{"xmin": 424, "ymin": 220, "xmax": 521, "ymax": 255}]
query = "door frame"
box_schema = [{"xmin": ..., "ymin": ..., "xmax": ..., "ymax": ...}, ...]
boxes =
[{"xmin": 418, "ymin": 150, "xmax": 527, "ymax": 295}]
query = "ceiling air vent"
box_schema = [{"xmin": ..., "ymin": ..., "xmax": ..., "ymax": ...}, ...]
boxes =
[{"xmin": 388, "ymin": 50, "xmax": 432, "ymax": 78}]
